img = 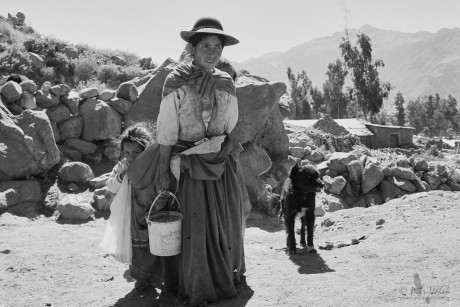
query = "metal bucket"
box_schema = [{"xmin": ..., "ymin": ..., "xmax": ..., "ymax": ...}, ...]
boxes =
[{"xmin": 146, "ymin": 191, "xmax": 182, "ymax": 256}]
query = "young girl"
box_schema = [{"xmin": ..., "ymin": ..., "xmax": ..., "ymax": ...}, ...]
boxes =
[{"xmin": 100, "ymin": 122, "xmax": 154, "ymax": 264}]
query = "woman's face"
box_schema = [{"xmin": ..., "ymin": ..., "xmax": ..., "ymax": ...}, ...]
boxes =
[
  {"xmin": 122, "ymin": 141, "xmax": 143, "ymax": 164},
  {"xmin": 191, "ymin": 35, "xmax": 223, "ymax": 71}
]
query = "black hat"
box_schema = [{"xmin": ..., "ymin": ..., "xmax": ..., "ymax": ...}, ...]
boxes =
[{"xmin": 180, "ymin": 17, "xmax": 239, "ymax": 46}]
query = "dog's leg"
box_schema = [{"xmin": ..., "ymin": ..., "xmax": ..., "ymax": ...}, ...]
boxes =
[
  {"xmin": 300, "ymin": 216, "xmax": 306, "ymax": 247},
  {"xmin": 305, "ymin": 210, "xmax": 317, "ymax": 253},
  {"xmin": 285, "ymin": 213, "xmax": 297, "ymax": 254}
]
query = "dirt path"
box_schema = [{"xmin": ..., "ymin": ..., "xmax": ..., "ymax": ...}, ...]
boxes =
[{"xmin": 1, "ymin": 190, "xmax": 460, "ymax": 306}]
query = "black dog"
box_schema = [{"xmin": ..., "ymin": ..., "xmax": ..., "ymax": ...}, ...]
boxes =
[{"xmin": 270, "ymin": 164, "xmax": 324, "ymax": 254}]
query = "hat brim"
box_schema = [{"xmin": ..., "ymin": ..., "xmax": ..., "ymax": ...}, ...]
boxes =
[{"xmin": 180, "ymin": 28, "xmax": 239, "ymax": 46}]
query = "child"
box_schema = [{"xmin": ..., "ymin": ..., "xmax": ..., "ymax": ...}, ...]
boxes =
[{"xmin": 100, "ymin": 122, "xmax": 154, "ymax": 264}]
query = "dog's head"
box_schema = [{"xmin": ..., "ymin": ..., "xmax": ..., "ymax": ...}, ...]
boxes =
[{"xmin": 289, "ymin": 163, "xmax": 324, "ymax": 194}]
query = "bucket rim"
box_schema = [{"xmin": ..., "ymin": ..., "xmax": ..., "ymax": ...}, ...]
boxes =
[{"xmin": 148, "ymin": 211, "xmax": 183, "ymax": 224}]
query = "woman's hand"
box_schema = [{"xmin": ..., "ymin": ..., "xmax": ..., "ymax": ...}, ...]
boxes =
[{"xmin": 156, "ymin": 170, "xmax": 171, "ymax": 192}]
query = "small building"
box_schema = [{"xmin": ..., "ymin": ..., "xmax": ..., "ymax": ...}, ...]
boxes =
[
  {"xmin": 365, "ymin": 123, "xmax": 415, "ymax": 149},
  {"xmin": 284, "ymin": 118, "xmax": 415, "ymax": 149}
]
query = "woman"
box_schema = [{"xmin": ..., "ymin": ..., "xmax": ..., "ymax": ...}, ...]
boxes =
[{"xmin": 127, "ymin": 17, "xmax": 248, "ymax": 306}]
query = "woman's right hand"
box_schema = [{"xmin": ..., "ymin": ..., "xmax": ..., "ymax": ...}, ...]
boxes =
[{"xmin": 156, "ymin": 170, "xmax": 171, "ymax": 192}]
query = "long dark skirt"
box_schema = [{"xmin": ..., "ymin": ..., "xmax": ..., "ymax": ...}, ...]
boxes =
[{"xmin": 127, "ymin": 136, "xmax": 246, "ymax": 306}]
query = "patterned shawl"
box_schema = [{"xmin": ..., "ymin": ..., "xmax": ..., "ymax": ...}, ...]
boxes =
[{"xmin": 162, "ymin": 62, "xmax": 236, "ymax": 99}]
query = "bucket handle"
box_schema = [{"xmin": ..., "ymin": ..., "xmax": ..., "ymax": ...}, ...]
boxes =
[{"xmin": 146, "ymin": 190, "xmax": 181, "ymax": 223}]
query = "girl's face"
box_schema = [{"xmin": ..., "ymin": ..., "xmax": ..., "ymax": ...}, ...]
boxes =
[
  {"xmin": 191, "ymin": 35, "xmax": 223, "ymax": 71},
  {"xmin": 122, "ymin": 141, "xmax": 143, "ymax": 164}
]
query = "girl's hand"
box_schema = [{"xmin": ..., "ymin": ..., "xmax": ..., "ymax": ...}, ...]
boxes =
[{"xmin": 119, "ymin": 159, "xmax": 130, "ymax": 180}]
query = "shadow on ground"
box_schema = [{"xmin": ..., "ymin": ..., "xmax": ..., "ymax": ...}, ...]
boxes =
[
  {"xmin": 289, "ymin": 250, "xmax": 335, "ymax": 274},
  {"xmin": 246, "ymin": 216, "xmax": 284, "ymax": 233},
  {"xmin": 111, "ymin": 275, "xmax": 254, "ymax": 307}
]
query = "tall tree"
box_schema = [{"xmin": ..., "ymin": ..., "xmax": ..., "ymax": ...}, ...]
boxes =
[
  {"xmin": 287, "ymin": 67, "xmax": 313, "ymax": 119},
  {"xmin": 310, "ymin": 86, "xmax": 326, "ymax": 118},
  {"xmin": 340, "ymin": 33, "xmax": 392, "ymax": 121},
  {"xmin": 322, "ymin": 60, "xmax": 349, "ymax": 118},
  {"xmin": 394, "ymin": 91, "xmax": 405, "ymax": 126}
]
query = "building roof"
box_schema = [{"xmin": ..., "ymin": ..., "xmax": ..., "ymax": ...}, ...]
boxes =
[{"xmin": 284, "ymin": 118, "xmax": 374, "ymax": 136}]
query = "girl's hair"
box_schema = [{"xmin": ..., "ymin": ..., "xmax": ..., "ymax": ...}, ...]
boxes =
[
  {"xmin": 189, "ymin": 33, "xmax": 227, "ymax": 47},
  {"xmin": 119, "ymin": 121, "xmax": 155, "ymax": 153}
]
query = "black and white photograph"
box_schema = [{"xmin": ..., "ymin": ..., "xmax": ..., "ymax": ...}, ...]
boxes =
[{"xmin": 1, "ymin": 0, "xmax": 459, "ymax": 306}]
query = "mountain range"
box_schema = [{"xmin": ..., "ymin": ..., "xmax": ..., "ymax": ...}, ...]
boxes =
[{"xmin": 232, "ymin": 25, "xmax": 460, "ymax": 110}]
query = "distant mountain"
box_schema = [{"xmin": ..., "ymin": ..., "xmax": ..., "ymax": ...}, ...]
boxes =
[{"xmin": 232, "ymin": 25, "xmax": 460, "ymax": 107}]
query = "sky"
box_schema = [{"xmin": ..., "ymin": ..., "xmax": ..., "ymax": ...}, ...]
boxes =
[{"xmin": 2, "ymin": 0, "xmax": 460, "ymax": 64}]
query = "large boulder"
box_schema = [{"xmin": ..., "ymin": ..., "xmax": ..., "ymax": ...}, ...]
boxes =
[
  {"xmin": 1, "ymin": 81, "xmax": 23, "ymax": 103},
  {"xmin": 108, "ymin": 97, "xmax": 132, "ymax": 115},
  {"xmin": 64, "ymin": 138, "xmax": 97, "ymax": 155},
  {"xmin": 387, "ymin": 176, "xmax": 416, "ymax": 192},
  {"xmin": 79, "ymin": 88, "xmax": 100, "ymax": 99},
  {"xmin": 57, "ymin": 193, "xmax": 95, "ymax": 220},
  {"xmin": 18, "ymin": 91, "xmax": 36, "ymax": 109},
  {"xmin": 0, "ymin": 104, "xmax": 37, "ymax": 180},
  {"xmin": 379, "ymin": 179, "xmax": 401, "ymax": 202},
  {"xmin": 58, "ymin": 116, "xmax": 83, "ymax": 141},
  {"xmin": 0, "ymin": 109, "xmax": 60, "ymax": 180},
  {"xmin": 123, "ymin": 66, "xmax": 174, "ymax": 126},
  {"xmin": 392, "ymin": 167, "xmax": 416, "ymax": 180},
  {"xmin": 20, "ymin": 80, "xmax": 38, "ymax": 94},
  {"xmin": 117, "ymin": 82, "xmax": 138, "ymax": 102},
  {"xmin": 231, "ymin": 73, "xmax": 287, "ymax": 147},
  {"xmin": 347, "ymin": 160, "xmax": 364, "ymax": 184},
  {"xmin": 0, "ymin": 180, "xmax": 42, "ymax": 210},
  {"xmin": 58, "ymin": 162, "xmax": 95, "ymax": 183},
  {"xmin": 79, "ymin": 98, "xmax": 122, "ymax": 141},
  {"xmin": 45, "ymin": 104, "xmax": 71, "ymax": 123},
  {"xmin": 239, "ymin": 142, "xmax": 272, "ymax": 208},
  {"xmin": 49, "ymin": 84, "xmax": 71, "ymax": 97},
  {"xmin": 35, "ymin": 90, "xmax": 59, "ymax": 108},
  {"xmin": 362, "ymin": 163, "xmax": 384, "ymax": 194},
  {"xmin": 60, "ymin": 90, "xmax": 81, "ymax": 115}
]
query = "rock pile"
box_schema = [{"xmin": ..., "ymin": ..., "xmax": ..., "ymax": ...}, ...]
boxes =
[
  {"xmin": 287, "ymin": 150, "xmax": 460, "ymax": 215},
  {"xmin": 1, "ymin": 62, "xmax": 289, "ymax": 218}
]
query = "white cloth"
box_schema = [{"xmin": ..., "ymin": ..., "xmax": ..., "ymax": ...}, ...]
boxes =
[{"xmin": 99, "ymin": 176, "xmax": 132, "ymax": 264}]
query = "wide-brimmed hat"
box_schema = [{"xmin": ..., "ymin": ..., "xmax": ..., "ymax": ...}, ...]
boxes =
[{"xmin": 180, "ymin": 17, "xmax": 239, "ymax": 46}]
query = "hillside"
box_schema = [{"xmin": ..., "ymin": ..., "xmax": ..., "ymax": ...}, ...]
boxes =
[
  {"xmin": 0, "ymin": 13, "xmax": 155, "ymax": 90},
  {"xmin": 232, "ymin": 25, "xmax": 460, "ymax": 104}
]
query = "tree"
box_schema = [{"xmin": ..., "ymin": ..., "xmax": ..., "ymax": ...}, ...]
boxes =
[
  {"xmin": 406, "ymin": 98, "xmax": 427, "ymax": 134},
  {"xmin": 340, "ymin": 33, "xmax": 392, "ymax": 121},
  {"xmin": 322, "ymin": 60, "xmax": 349, "ymax": 118},
  {"xmin": 287, "ymin": 67, "xmax": 313, "ymax": 119},
  {"xmin": 310, "ymin": 86, "xmax": 326, "ymax": 118},
  {"xmin": 394, "ymin": 91, "xmax": 405, "ymax": 126}
]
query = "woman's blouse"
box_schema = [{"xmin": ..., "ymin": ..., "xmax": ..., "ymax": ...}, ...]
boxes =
[{"xmin": 156, "ymin": 84, "xmax": 238, "ymax": 146}]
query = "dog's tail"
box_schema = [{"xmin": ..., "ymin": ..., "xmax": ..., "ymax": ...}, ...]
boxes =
[{"xmin": 266, "ymin": 193, "xmax": 282, "ymax": 218}]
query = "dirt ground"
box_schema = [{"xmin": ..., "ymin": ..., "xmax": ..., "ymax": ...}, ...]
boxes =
[{"xmin": 1, "ymin": 190, "xmax": 460, "ymax": 307}]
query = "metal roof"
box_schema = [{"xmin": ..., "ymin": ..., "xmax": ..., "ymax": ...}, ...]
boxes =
[{"xmin": 284, "ymin": 118, "xmax": 374, "ymax": 136}]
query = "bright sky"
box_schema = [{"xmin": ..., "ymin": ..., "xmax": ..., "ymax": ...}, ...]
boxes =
[{"xmin": 2, "ymin": 0, "xmax": 460, "ymax": 64}]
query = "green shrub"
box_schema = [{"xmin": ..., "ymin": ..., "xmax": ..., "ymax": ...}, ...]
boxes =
[
  {"xmin": 39, "ymin": 66, "xmax": 56, "ymax": 83},
  {"xmin": 46, "ymin": 52, "xmax": 73, "ymax": 77},
  {"xmin": 73, "ymin": 57, "xmax": 99, "ymax": 82},
  {"xmin": 122, "ymin": 64, "xmax": 147, "ymax": 81},
  {"xmin": 75, "ymin": 78, "xmax": 107, "ymax": 92},
  {"xmin": 97, "ymin": 63, "xmax": 121, "ymax": 87},
  {"xmin": 0, "ymin": 42, "xmax": 31, "ymax": 75}
]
